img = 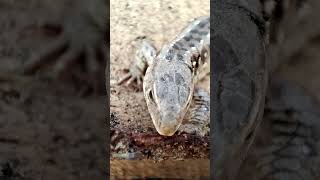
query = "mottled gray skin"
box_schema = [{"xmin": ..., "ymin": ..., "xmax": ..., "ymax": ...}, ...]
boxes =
[{"xmin": 119, "ymin": 16, "xmax": 210, "ymax": 136}]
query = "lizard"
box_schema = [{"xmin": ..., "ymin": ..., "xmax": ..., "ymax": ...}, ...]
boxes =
[
  {"xmin": 117, "ymin": 16, "xmax": 210, "ymax": 137},
  {"xmin": 112, "ymin": 0, "xmax": 320, "ymax": 179}
]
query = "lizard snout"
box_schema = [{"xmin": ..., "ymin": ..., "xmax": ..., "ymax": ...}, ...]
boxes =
[{"xmin": 157, "ymin": 111, "xmax": 181, "ymax": 136}]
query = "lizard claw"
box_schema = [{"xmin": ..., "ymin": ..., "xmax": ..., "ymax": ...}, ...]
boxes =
[
  {"xmin": 117, "ymin": 65, "xmax": 144, "ymax": 91},
  {"xmin": 117, "ymin": 72, "xmax": 131, "ymax": 85},
  {"xmin": 178, "ymin": 123, "xmax": 209, "ymax": 137}
]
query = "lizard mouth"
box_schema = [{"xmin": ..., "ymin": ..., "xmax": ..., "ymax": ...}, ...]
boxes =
[
  {"xmin": 155, "ymin": 114, "xmax": 181, "ymax": 136},
  {"xmin": 157, "ymin": 128, "xmax": 176, "ymax": 136}
]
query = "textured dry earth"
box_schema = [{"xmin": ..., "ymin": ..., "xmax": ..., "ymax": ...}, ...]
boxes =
[{"xmin": 110, "ymin": 0, "xmax": 210, "ymax": 179}]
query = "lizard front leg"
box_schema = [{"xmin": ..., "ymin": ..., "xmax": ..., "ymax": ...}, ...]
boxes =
[
  {"xmin": 179, "ymin": 87, "xmax": 210, "ymax": 137},
  {"xmin": 117, "ymin": 41, "xmax": 157, "ymax": 90}
]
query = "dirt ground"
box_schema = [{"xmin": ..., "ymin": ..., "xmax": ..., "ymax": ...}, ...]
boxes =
[
  {"xmin": 0, "ymin": 1, "xmax": 107, "ymax": 180},
  {"xmin": 110, "ymin": 0, "xmax": 210, "ymax": 163}
]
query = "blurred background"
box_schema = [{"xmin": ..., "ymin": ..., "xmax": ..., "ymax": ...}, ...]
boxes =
[
  {"xmin": 0, "ymin": 0, "xmax": 108, "ymax": 179},
  {"xmin": 239, "ymin": 0, "xmax": 320, "ymax": 179}
]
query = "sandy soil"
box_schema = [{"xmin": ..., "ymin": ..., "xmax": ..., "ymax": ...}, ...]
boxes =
[{"xmin": 110, "ymin": 0, "xmax": 210, "ymax": 162}]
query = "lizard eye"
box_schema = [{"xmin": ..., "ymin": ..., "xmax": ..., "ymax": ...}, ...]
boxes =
[{"xmin": 149, "ymin": 90, "xmax": 155, "ymax": 103}]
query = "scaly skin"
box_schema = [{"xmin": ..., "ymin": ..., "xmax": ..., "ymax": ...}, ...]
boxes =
[{"xmin": 118, "ymin": 16, "xmax": 210, "ymax": 136}]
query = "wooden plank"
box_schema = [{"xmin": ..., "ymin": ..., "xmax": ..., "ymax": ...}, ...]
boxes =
[{"xmin": 110, "ymin": 159, "xmax": 210, "ymax": 179}]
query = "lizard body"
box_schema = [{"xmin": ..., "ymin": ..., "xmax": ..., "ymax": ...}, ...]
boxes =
[{"xmin": 118, "ymin": 16, "xmax": 210, "ymax": 136}]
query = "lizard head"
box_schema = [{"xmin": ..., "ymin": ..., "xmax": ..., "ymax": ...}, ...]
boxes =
[{"xmin": 143, "ymin": 60, "xmax": 194, "ymax": 136}]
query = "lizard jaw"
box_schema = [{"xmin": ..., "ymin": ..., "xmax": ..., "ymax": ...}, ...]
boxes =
[
  {"xmin": 156, "ymin": 127, "xmax": 176, "ymax": 136},
  {"xmin": 154, "ymin": 121, "xmax": 182, "ymax": 136},
  {"xmin": 152, "ymin": 111, "xmax": 184, "ymax": 136}
]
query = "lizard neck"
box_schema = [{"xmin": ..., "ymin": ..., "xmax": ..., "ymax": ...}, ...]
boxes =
[{"xmin": 157, "ymin": 16, "xmax": 210, "ymax": 78}]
